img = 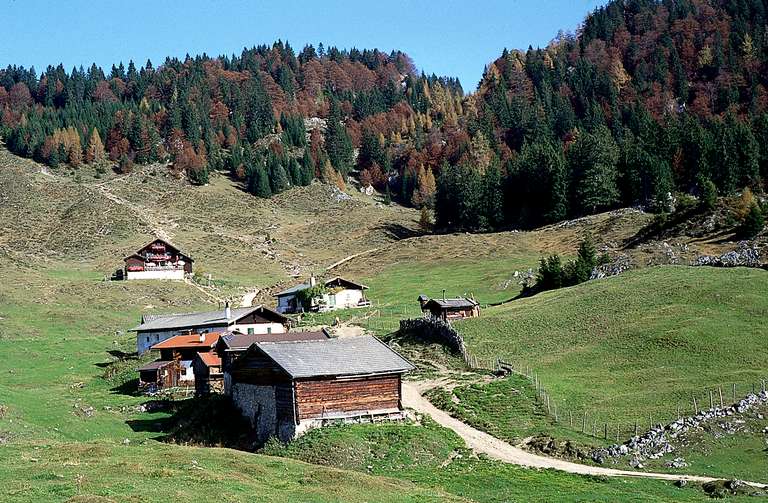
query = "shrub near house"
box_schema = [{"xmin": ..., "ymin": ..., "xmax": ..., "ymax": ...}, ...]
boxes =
[{"xmin": 275, "ymin": 275, "xmax": 370, "ymax": 314}]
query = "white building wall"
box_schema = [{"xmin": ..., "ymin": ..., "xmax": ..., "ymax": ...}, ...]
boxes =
[
  {"xmin": 320, "ymin": 289, "xmax": 365, "ymax": 311},
  {"xmin": 137, "ymin": 330, "xmax": 185, "ymax": 355},
  {"xmin": 233, "ymin": 322, "xmax": 286, "ymax": 335},
  {"xmin": 126, "ymin": 269, "xmax": 185, "ymax": 280},
  {"xmin": 136, "ymin": 321, "xmax": 286, "ymax": 354}
]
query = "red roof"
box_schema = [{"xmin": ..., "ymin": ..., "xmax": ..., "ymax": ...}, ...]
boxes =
[
  {"xmin": 197, "ymin": 352, "xmax": 222, "ymax": 367},
  {"xmin": 151, "ymin": 332, "xmax": 221, "ymax": 350}
]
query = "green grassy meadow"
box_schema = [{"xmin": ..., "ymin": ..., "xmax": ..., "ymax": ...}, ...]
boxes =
[
  {"xmin": 264, "ymin": 420, "xmax": 722, "ymax": 503},
  {"xmin": 458, "ymin": 266, "xmax": 768, "ymax": 429},
  {"xmin": 3, "ymin": 148, "xmax": 768, "ymax": 499}
]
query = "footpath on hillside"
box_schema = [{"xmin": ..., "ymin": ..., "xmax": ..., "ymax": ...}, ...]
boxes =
[{"xmin": 401, "ymin": 382, "xmax": 767, "ymax": 488}]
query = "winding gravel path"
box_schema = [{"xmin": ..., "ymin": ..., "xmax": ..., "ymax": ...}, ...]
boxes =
[{"xmin": 401, "ymin": 382, "xmax": 766, "ymax": 487}]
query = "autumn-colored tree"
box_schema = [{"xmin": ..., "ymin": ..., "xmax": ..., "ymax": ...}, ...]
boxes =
[
  {"xmin": 411, "ymin": 165, "xmax": 437, "ymax": 208},
  {"xmin": 85, "ymin": 128, "xmax": 106, "ymax": 164},
  {"xmin": 322, "ymin": 159, "xmax": 346, "ymax": 191}
]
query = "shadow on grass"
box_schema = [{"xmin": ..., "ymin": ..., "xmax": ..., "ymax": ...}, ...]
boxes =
[
  {"xmin": 377, "ymin": 223, "xmax": 425, "ymax": 240},
  {"xmin": 110, "ymin": 378, "xmax": 140, "ymax": 397},
  {"xmin": 126, "ymin": 395, "xmax": 254, "ymax": 449}
]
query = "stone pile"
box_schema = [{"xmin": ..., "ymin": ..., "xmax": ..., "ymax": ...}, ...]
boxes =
[
  {"xmin": 591, "ymin": 254, "xmax": 632, "ymax": 279},
  {"xmin": 591, "ymin": 390, "xmax": 768, "ymax": 465},
  {"xmin": 693, "ymin": 242, "xmax": 762, "ymax": 267}
]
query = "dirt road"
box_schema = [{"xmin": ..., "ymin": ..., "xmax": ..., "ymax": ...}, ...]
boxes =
[{"xmin": 401, "ymin": 382, "xmax": 765, "ymax": 487}]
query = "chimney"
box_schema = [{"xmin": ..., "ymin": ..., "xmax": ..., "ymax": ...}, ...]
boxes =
[
  {"xmin": 309, "ymin": 273, "xmax": 317, "ymax": 287},
  {"xmin": 442, "ymin": 289, "xmax": 446, "ymax": 301},
  {"xmin": 198, "ymin": 332, "xmax": 205, "ymax": 343},
  {"xmin": 224, "ymin": 301, "xmax": 231, "ymax": 320}
]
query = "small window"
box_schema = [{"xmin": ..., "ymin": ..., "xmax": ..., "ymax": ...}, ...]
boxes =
[
  {"xmin": 247, "ymin": 328, "xmax": 254, "ymax": 335},
  {"xmin": 267, "ymin": 327, "xmax": 272, "ymax": 334}
]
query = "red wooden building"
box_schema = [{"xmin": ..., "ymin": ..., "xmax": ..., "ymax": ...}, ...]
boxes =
[
  {"xmin": 123, "ymin": 238, "xmax": 193, "ymax": 280},
  {"xmin": 137, "ymin": 332, "xmax": 220, "ymax": 391}
]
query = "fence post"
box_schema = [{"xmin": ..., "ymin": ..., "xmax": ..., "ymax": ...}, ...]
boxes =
[
  {"xmin": 582, "ymin": 412, "xmax": 587, "ymax": 433},
  {"xmin": 733, "ymin": 383, "xmax": 737, "ymax": 402},
  {"xmin": 718, "ymin": 386, "xmax": 724, "ymax": 408},
  {"xmin": 546, "ymin": 394, "xmax": 550, "ymax": 415},
  {"xmin": 709, "ymin": 390, "xmax": 714, "ymax": 410},
  {"xmin": 569, "ymin": 411, "xmax": 573, "ymax": 428},
  {"xmin": 693, "ymin": 397, "xmax": 698, "ymax": 414},
  {"xmin": 604, "ymin": 423, "xmax": 608, "ymax": 440},
  {"xmin": 634, "ymin": 421, "xmax": 638, "ymax": 437}
]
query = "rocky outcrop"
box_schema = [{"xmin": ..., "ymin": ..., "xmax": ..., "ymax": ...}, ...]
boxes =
[{"xmin": 693, "ymin": 242, "xmax": 762, "ymax": 268}]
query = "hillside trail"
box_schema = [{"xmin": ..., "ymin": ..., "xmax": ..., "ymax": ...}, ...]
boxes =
[
  {"xmin": 90, "ymin": 180, "xmax": 173, "ymax": 242},
  {"xmin": 401, "ymin": 382, "xmax": 767, "ymax": 488}
]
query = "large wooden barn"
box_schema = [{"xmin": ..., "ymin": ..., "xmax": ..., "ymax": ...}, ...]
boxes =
[
  {"xmin": 123, "ymin": 238, "xmax": 194, "ymax": 280},
  {"xmin": 226, "ymin": 336, "xmax": 414, "ymax": 443}
]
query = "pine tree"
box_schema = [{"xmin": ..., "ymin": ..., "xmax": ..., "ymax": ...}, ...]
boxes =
[
  {"xmin": 250, "ymin": 165, "xmax": 272, "ymax": 198},
  {"xmin": 300, "ymin": 148, "xmax": 315, "ymax": 185},
  {"xmin": 740, "ymin": 203, "xmax": 765, "ymax": 239},
  {"xmin": 325, "ymin": 100, "xmax": 354, "ymax": 175},
  {"xmin": 699, "ymin": 177, "xmax": 718, "ymax": 211},
  {"xmin": 568, "ymin": 126, "xmax": 620, "ymax": 215}
]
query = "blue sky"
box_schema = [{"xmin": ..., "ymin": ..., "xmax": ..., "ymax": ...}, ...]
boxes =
[{"xmin": 2, "ymin": 0, "xmax": 607, "ymax": 91}]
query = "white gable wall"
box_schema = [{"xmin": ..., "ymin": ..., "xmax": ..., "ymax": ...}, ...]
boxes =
[{"xmin": 136, "ymin": 320, "xmax": 286, "ymax": 354}]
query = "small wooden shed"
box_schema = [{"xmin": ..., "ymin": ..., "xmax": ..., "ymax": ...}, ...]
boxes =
[
  {"xmin": 226, "ymin": 336, "xmax": 414, "ymax": 443},
  {"xmin": 193, "ymin": 352, "xmax": 223, "ymax": 396},
  {"xmin": 420, "ymin": 296, "xmax": 480, "ymax": 321}
]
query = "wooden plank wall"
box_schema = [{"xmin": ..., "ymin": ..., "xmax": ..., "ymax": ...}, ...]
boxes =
[{"xmin": 294, "ymin": 374, "xmax": 400, "ymax": 420}]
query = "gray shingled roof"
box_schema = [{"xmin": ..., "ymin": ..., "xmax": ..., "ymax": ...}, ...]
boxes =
[
  {"xmin": 220, "ymin": 330, "xmax": 329, "ymax": 350},
  {"xmin": 256, "ymin": 336, "xmax": 414, "ymax": 378},
  {"xmin": 426, "ymin": 298, "xmax": 478, "ymax": 309},
  {"xmin": 132, "ymin": 306, "xmax": 264, "ymax": 332},
  {"xmin": 136, "ymin": 360, "xmax": 173, "ymax": 372},
  {"xmin": 275, "ymin": 282, "xmax": 311, "ymax": 297}
]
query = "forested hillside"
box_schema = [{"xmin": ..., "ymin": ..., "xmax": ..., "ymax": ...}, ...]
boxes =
[
  {"xmin": 439, "ymin": 0, "xmax": 768, "ymax": 230},
  {"xmin": 2, "ymin": 0, "xmax": 768, "ymax": 233},
  {"xmin": 0, "ymin": 42, "xmax": 462, "ymax": 197}
]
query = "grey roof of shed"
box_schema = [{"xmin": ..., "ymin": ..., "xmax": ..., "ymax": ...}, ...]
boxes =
[
  {"xmin": 424, "ymin": 298, "xmax": 479, "ymax": 310},
  {"xmin": 255, "ymin": 336, "xmax": 414, "ymax": 378},
  {"xmin": 131, "ymin": 305, "xmax": 286, "ymax": 332},
  {"xmin": 136, "ymin": 360, "xmax": 173, "ymax": 372}
]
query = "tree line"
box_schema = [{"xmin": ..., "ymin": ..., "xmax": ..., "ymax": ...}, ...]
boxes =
[
  {"xmin": 2, "ymin": 0, "xmax": 768, "ymax": 235},
  {"xmin": 435, "ymin": 0, "xmax": 768, "ymax": 231}
]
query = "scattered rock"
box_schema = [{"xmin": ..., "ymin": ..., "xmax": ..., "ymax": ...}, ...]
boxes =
[
  {"xmin": 591, "ymin": 390, "xmax": 768, "ymax": 467},
  {"xmin": 665, "ymin": 457, "xmax": 689, "ymax": 469}
]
